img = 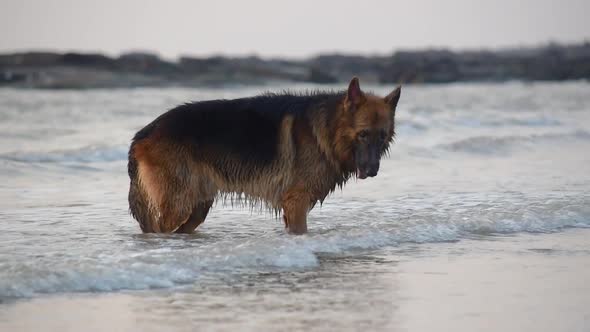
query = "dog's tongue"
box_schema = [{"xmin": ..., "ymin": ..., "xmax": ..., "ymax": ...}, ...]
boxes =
[{"xmin": 357, "ymin": 168, "xmax": 368, "ymax": 179}]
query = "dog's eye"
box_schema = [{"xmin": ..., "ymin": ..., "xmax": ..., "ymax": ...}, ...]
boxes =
[{"xmin": 358, "ymin": 130, "xmax": 369, "ymax": 139}]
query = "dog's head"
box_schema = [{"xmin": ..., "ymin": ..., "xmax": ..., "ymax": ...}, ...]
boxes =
[{"xmin": 341, "ymin": 77, "xmax": 401, "ymax": 179}]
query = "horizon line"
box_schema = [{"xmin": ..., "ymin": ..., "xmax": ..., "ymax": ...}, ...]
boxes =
[{"xmin": 1, "ymin": 39, "xmax": 589, "ymax": 62}]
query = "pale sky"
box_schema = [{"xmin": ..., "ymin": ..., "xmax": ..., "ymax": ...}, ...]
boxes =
[{"xmin": 1, "ymin": 0, "xmax": 589, "ymax": 59}]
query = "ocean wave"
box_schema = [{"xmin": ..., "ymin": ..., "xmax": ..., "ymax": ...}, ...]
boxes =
[
  {"xmin": 455, "ymin": 116, "xmax": 562, "ymax": 128},
  {"xmin": 1, "ymin": 192, "xmax": 588, "ymax": 299},
  {"xmin": 395, "ymin": 120, "xmax": 429, "ymax": 135},
  {"xmin": 0, "ymin": 145, "xmax": 128, "ymax": 164},
  {"xmin": 438, "ymin": 130, "xmax": 590, "ymax": 154}
]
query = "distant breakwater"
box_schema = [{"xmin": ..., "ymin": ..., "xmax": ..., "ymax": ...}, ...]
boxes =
[{"xmin": 1, "ymin": 42, "xmax": 589, "ymax": 88}]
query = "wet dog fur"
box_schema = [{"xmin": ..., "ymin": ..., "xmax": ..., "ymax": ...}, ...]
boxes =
[{"xmin": 128, "ymin": 78, "xmax": 401, "ymax": 234}]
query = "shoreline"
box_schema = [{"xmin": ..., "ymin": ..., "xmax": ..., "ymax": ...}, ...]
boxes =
[{"xmin": 1, "ymin": 228, "xmax": 588, "ymax": 332}]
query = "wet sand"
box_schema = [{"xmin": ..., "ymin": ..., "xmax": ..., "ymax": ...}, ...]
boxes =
[{"xmin": 1, "ymin": 229, "xmax": 588, "ymax": 332}]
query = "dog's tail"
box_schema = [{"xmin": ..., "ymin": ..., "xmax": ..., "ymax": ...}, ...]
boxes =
[
  {"xmin": 128, "ymin": 118, "xmax": 164, "ymax": 233},
  {"xmin": 128, "ymin": 141, "xmax": 158, "ymax": 233}
]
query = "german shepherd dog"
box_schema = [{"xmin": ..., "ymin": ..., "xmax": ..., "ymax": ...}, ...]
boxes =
[{"xmin": 128, "ymin": 78, "xmax": 401, "ymax": 234}]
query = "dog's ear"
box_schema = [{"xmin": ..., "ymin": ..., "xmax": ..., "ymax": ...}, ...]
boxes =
[
  {"xmin": 384, "ymin": 85, "xmax": 401, "ymax": 114},
  {"xmin": 346, "ymin": 77, "xmax": 365, "ymax": 109}
]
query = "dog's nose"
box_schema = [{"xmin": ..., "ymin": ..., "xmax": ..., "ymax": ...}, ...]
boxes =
[{"xmin": 366, "ymin": 162, "xmax": 379, "ymax": 177}]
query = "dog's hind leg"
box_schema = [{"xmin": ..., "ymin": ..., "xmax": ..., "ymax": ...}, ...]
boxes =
[
  {"xmin": 153, "ymin": 204, "xmax": 189, "ymax": 233},
  {"xmin": 174, "ymin": 200, "xmax": 214, "ymax": 234}
]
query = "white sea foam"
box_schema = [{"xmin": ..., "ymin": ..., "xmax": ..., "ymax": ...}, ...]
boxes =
[{"xmin": 1, "ymin": 192, "xmax": 588, "ymax": 299}]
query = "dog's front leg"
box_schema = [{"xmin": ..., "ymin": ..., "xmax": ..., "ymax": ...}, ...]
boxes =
[{"xmin": 282, "ymin": 186, "xmax": 312, "ymax": 235}]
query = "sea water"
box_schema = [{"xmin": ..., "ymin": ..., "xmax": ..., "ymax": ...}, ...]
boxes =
[{"xmin": 0, "ymin": 82, "xmax": 589, "ymax": 331}]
